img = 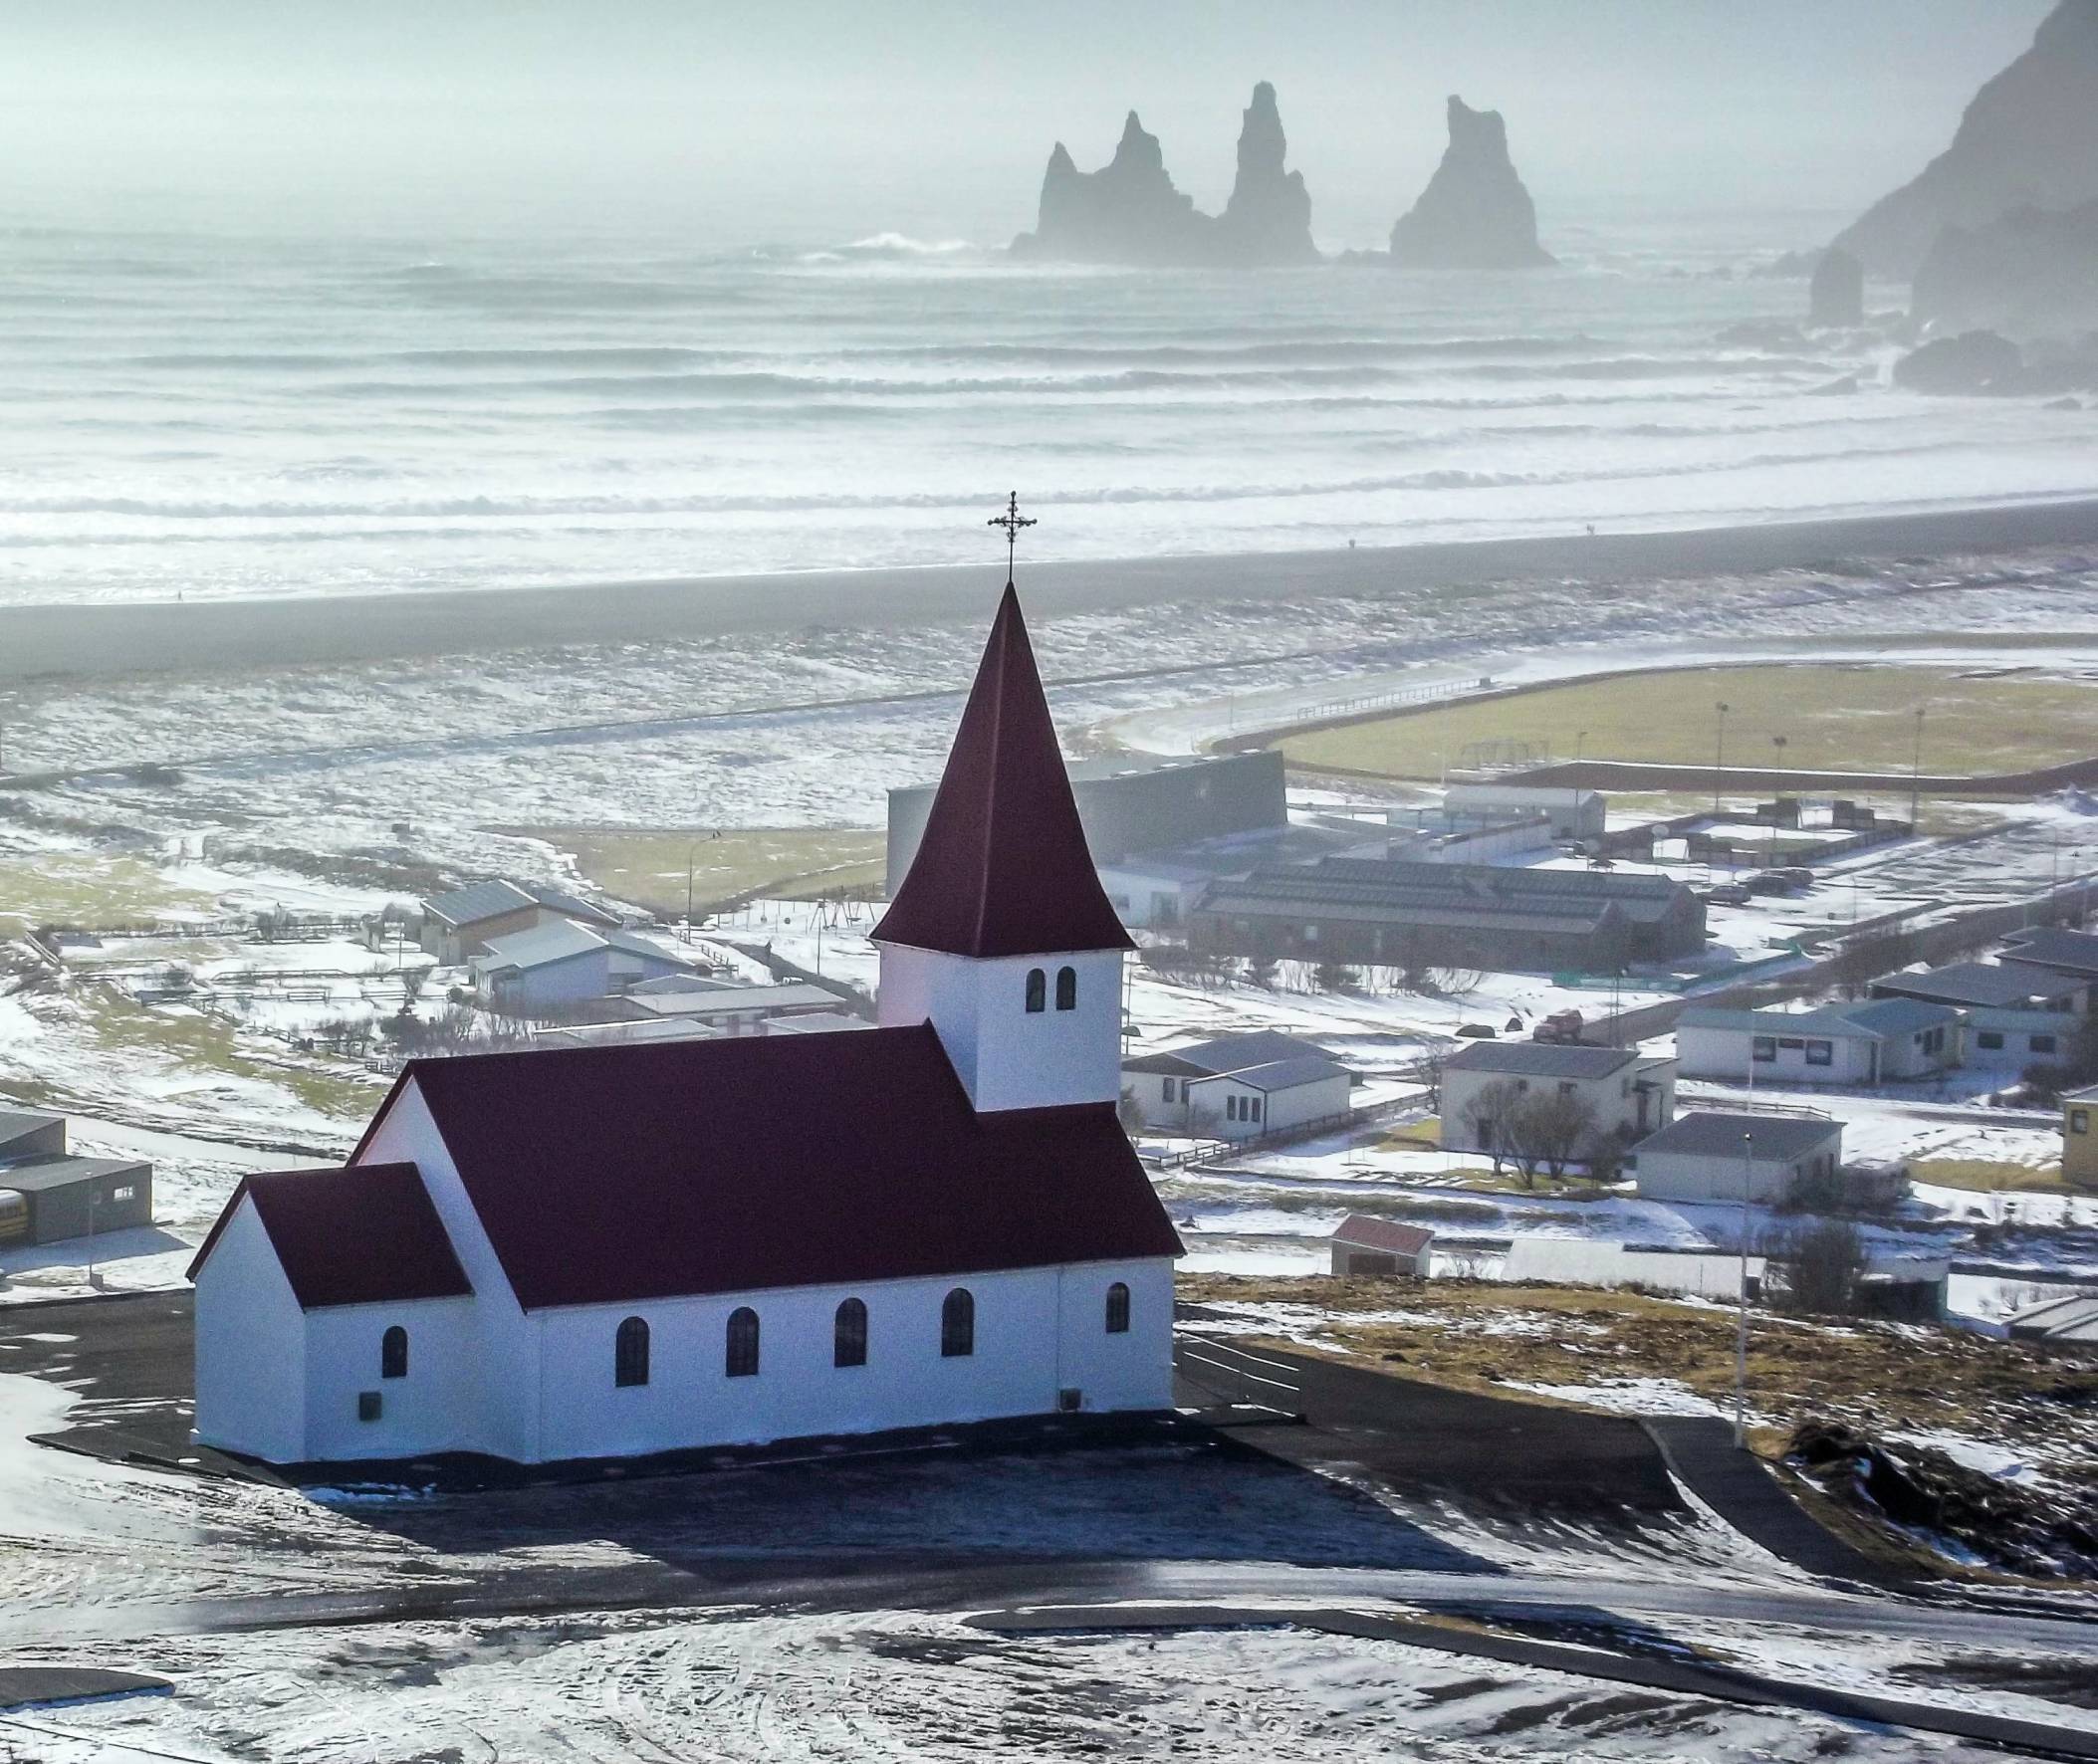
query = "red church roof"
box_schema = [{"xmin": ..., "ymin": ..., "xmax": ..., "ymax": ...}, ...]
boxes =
[
  {"xmin": 188, "ymin": 1163, "xmax": 472, "ymax": 1310},
  {"xmin": 336, "ymin": 1024, "xmax": 1177, "ymax": 1310},
  {"xmin": 873, "ymin": 583, "xmax": 1132, "ymax": 960}
]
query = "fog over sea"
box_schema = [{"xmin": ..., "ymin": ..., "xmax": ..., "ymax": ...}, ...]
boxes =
[{"xmin": 4, "ymin": 211, "xmax": 2093, "ymax": 609}]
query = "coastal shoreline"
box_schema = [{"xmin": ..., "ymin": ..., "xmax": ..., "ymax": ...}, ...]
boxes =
[{"xmin": 5, "ymin": 495, "xmax": 2098, "ymax": 683}]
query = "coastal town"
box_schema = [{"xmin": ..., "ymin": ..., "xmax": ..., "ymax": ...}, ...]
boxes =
[{"xmin": 3, "ymin": 3, "xmax": 2098, "ymax": 1760}]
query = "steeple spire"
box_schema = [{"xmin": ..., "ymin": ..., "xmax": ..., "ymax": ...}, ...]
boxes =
[{"xmin": 873, "ymin": 509, "xmax": 1130, "ymax": 961}]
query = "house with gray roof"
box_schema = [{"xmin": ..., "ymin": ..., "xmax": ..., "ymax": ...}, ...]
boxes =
[
  {"xmin": 1121, "ymin": 1029, "xmax": 1351, "ymax": 1140},
  {"xmin": 0, "ymin": 1109, "xmax": 153, "ymax": 1247},
  {"xmin": 1440, "ymin": 1038, "xmax": 1675, "ymax": 1154},
  {"xmin": 1998, "ymin": 926, "xmax": 2098, "ymax": 986},
  {"xmin": 417, "ymin": 879, "xmax": 623, "ymax": 964},
  {"xmin": 470, "ymin": 920, "xmax": 695, "ymax": 1014},
  {"xmin": 1676, "ymin": 997, "xmax": 1959, "ymax": 1085},
  {"xmin": 1871, "ymin": 961, "xmax": 2089, "ymax": 1072},
  {"xmin": 1627, "ymin": 1109, "xmax": 1843, "ymax": 1206}
]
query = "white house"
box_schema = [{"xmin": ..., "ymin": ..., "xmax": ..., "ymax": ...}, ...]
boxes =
[
  {"xmin": 1627, "ymin": 1110, "xmax": 1844, "ymax": 1206},
  {"xmin": 469, "ymin": 921, "xmax": 696, "ymax": 1013},
  {"xmin": 1440, "ymin": 1041, "xmax": 1675, "ymax": 1153},
  {"xmin": 190, "ymin": 582, "xmax": 1181, "ymax": 1466},
  {"xmin": 1120, "ymin": 1030, "xmax": 1351, "ymax": 1139},
  {"xmin": 1871, "ymin": 962, "xmax": 2089, "ymax": 1073},
  {"xmin": 1674, "ymin": 997, "xmax": 1959, "ymax": 1085}
]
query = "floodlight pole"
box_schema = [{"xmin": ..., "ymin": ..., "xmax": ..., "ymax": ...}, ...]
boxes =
[
  {"xmin": 1735, "ymin": 1129, "xmax": 1752, "ymax": 1449},
  {"xmin": 1910, "ymin": 707, "xmax": 1926, "ymax": 832},
  {"xmin": 1714, "ymin": 702, "xmax": 1731, "ymax": 813}
]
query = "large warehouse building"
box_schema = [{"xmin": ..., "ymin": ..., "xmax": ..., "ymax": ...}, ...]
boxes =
[
  {"xmin": 885, "ymin": 749, "xmax": 1285, "ymax": 894},
  {"xmin": 1189, "ymin": 857, "xmax": 1706, "ymax": 973}
]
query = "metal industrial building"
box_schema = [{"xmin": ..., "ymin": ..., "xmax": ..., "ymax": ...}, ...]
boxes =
[
  {"xmin": 0, "ymin": 1109, "xmax": 154, "ymax": 1247},
  {"xmin": 1189, "ymin": 857, "xmax": 1706, "ymax": 973},
  {"xmin": 884, "ymin": 749, "xmax": 1285, "ymax": 894}
]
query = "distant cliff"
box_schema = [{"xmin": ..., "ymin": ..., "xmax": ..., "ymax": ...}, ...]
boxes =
[
  {"xmin": 1833, "ymin": 0, "xmax": 2098, "ymax": 281},
  {"xmin": 1389, "ymin": 97, "xmax": 1553, "ymax": 270},
  {"xmin": 1011, "ymin": 84, "xmax": 1317, "ymax": 268},
  {"xmin": 1911, "ymin": 201, "xmax": 2098, "ymax": 337}
]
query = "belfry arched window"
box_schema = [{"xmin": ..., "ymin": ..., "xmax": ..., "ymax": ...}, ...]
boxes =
[
  {"xmin": 380, "ymin": 1325, "xmax": 408, "ymax": 1379},
  {"xmin": 1025, "ymin": 968, "xmax": 1047, "ymax": 1012},
  {"xmin": 941, "ymin": 1287, "xmax": 975, "ymax": 1358},
  {"xmin": 1055, "ymin": 966, "xmax": 1077, "ymax": 1010},
  {"xmin": 614, "ymin": 1316, "xmax": 649, "ymax": 1388},
  {"xmin": 1104, "ymin": 1282, "xmax": 1130, "ymax": 1335},
  {"xmin": 727, "ymin": 1306, "xmax": 761, "ymax": 1378},
  {"xmin": 834, "ymin": 1297, "xmax": 868, "ymax": 1368}
]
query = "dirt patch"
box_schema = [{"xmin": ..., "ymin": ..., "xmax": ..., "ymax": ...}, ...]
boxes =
[
  {"xmin": 1178, "ymin": 1274, "xmax": 2098, "ymax": 1493},
  {"xmin": 1788, "ymin": 1420, "xmax": 2098, "ymax": 1579}
]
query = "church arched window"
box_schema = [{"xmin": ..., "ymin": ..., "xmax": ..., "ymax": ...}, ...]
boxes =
[
  {"xmin": 941, "ymin": 1287, "xmax": 975, "ymax": 1358},
  {"xmin": 727, "ymin": 1306, "xmax": 761, "ymax": 1378},
  {"xmin": 1104, "ymin": 1282, "xmax": 1130, "ymax": 1334},
  {"xmin": 380, "ymin": 1325, "xmax": 408, "ymax": 1379},
  {"xmin": 1055, "ymin": 966, "xmax": 1077, "ymax": 1010},
  {"xmin": 1025, "ymin": 968, "xmax": 1046, "ymax": 1012},
  {"xmin": 834, "ymin": 1297, "xmax": 868, "ymax": 1368},
  {"xmin": 614, "ymin": 1316, "xmax": 649, "ymax": 1388}
]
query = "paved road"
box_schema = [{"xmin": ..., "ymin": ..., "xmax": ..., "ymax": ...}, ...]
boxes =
[{"xmin": 6, "ymin": 498, "xmax": 2097, "ymax": 682}]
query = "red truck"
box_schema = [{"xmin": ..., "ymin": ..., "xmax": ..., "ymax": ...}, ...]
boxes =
[{"xmin": 1531, "ymin": 1008, "xmax": 1585, "ymax": 1044}]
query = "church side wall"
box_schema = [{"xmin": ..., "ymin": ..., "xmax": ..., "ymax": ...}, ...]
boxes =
[
  {"xmin": 531, "ymin": 1259, "xmax": 1167, "ymax": 1461},
  {"xmin": 359, "ymin": 1081, "xmax": 540, "ymax": 1461},
  {"xmin": 1054, "ymin": 1258, "xmax": 1175, "ymax": 1413},
  {"xmin": 192, "ymin": 1199, "xmax": 307, "ymax": 1463},
  {"xmin": 302, "ymin": 1297, "xmax": 482, "ymax": 1462}
]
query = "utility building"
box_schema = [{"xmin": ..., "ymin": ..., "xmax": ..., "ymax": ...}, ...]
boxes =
[{"xmin": 1191, "ymin": 857, "xmax": 1705, "ymax": 974}]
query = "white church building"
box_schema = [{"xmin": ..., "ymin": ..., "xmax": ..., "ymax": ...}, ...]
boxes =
[{"xmin": 188, "ymin": 582, "xmax": 1182, "ymax": 1465}]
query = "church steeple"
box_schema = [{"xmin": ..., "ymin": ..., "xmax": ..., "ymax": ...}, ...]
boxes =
[
  {"xmin": 872, "ymin": 578, "xmax": 1131, "ymax": 961},
  {"xmin": 873, "ymin": 503, "xmax": 1130, "ymax": 1115}
]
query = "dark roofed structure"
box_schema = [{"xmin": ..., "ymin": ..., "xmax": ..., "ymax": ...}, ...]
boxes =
[
  {"xmin": 1121, "ymin": 1028, "xmax": 1338, "ymax": 1080},
  {"xmin": 1632, "ymin": 1111, "xmax": 1839, "ymax": 1163},
  {"xmin": 2000, "ymin": 927, "xmax": 2098, "ymax": 981},
  {"xmin": 424, "ymin": 879, "xmax": 619, "ymax": 932},
  {"xmin": 874, "ymin": 585, "xmax": 1132, "ymax": 961},
  {"xmin": 1872, "ymin": 961, "xmax": 2087, "ymax": 1011},
  {"xmin": 1191, "ymin": 856, "xmax": 1704, "ymax": 973},
  {"xmin": 372, "ymin": 1024, "xmax": 1176, "ymax": 1310},
  {"xmin": 1444, "ymin": 1041, "xmax": 1637, "ymax": 1080},
  {"xmin": 188, "ymin": 1164, "xmax": 471, "ymax": 1311}
]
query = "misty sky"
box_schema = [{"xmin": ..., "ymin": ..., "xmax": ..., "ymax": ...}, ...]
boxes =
[{"xmin": 0, "ymin": 1, "xmax": 2052, "ymax": 247}]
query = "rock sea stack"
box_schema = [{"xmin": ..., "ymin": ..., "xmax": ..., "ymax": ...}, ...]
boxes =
[
  {"xmin": 1388, "ymin": 96, "xmax": 1553, "ymax": 270},
  {"xmin": 1012, "ymin": 84, "xmax": 1317, "ymax": 268}
]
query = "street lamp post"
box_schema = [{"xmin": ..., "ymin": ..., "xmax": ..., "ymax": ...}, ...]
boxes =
[
  {"xmin": 1714, "ymin": 702, "xmax": 1731, "ymax": 814},
  {"xmin": 1770, "ymin": 736, "xmax": 1788, "ymax": 859},
  {"xmin": 1910, "ymin": 707, "xmax": 1926, "ymax": 832},
  {"xmin": 1735, "ymin": 1130, "xmax": 1753, "ymax": 1448}
]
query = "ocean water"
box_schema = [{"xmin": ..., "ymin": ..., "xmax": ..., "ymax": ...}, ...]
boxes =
[{"xmin": 1, "ymin": 217, "xmax": 2092, "ymax": 607}]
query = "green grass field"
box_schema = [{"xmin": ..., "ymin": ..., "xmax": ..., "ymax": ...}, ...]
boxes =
[
  {"xmin": 1279, "ymin": 663, "xmax": 2098, "ymax": 784},
  {"xmin": 537, "ymin": 827, "xmax": 886, "ymax": 919}
]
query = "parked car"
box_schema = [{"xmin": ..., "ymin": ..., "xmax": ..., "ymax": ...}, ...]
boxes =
[{"xmin": 1705, "ymin": 884, "xmax": 1752, "ymax": 906}]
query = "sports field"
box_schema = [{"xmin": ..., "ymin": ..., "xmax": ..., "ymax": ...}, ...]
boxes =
[
  {"xmin": 534, "ymin": 826, "xmax": 884, "ymax": 919},
  {"xmin": 1277, "ymin": 663, "xmax": 2098, "ymax": 782}
]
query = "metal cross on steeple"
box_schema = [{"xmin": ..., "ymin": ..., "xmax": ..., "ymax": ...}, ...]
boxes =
[{"xmin": 988, "ymin": 491, "xmax": 1036, "ymax": 584}]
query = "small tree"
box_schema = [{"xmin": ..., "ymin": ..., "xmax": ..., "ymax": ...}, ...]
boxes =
[
  {"xmin": 1311, "ymin": 962, "xmax": 1359, "ymax": 994},
  {"xmin": 1518, "ymin": 1089, "xmax": 1598, "ymax": 1182},
  {"xmin": 1578, "ymin": 1127, "xmax": 1629, "ymax": 1188},
  {"xmin": 1769, "ymin": 1217, "xmax": 1867, "ymax": 1315},
  {"xmin": 1460, "ymin": 1079, "xmax": 1522, "ymax": 1178},
  {"xmin": 1416, "ymin": 1044, "xmax": 1448, "ymax": 1113},
  {"xmin": 1116, "ymin": 1086, "xmax": 1146, "ymax": 1137}
]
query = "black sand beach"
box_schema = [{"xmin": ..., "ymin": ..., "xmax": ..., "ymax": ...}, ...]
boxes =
[{"xmin": 4, "ymin": 497, "xmax": 2097, "ymax": 683}]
